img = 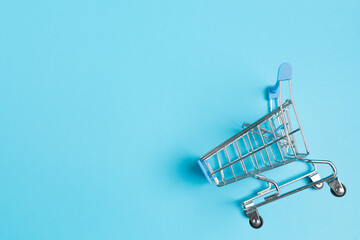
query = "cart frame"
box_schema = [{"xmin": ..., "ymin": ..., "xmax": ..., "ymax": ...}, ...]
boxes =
[{"xmin": 198, "ymin": 63, "xmax": 346, "ymax": 228}]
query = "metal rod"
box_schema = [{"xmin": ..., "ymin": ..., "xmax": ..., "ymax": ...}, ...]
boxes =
[
  {"xmin": 224, "ymin": 148, "xmax": 237, "ymax": 179},
  {"xmin": 278, "ymin": 81, "xmax": 297, "ymax": 157},
  {"xmin": 253, "ymin": 174, "xmax": 280, "ymax": 200},
  {"xmin": 250, "ymin": 131, "xmax": 267, "ymax": 166},
  {"xmin": 216, "ymin": 152, "xmax": 224, "ymax": 182},
  {"xmin": 258, "ymin": 126, "xmax": 277, "ymax": 163},
  {"xmin": 246, "ymin": 133, "xmax": 261, "ymax": 170},
  {"xmin": 288, "ymin": 80, "xmax": 309, "ymax": 154},
  {"xmin": 242, "ymin": 124, "xmax": 277, "ymax": 164},
  {"xmin": 257, "ymin": 125, "xmax": 272, "ymax": 167},
  {"xmin": 234, "ymin": 141, "xmax": 247, "ymax": 174},
  {"xmin": 285, "ymin": 108, "xmax": 299, "ymax": 154},
  {"xmin": 242, "ymin": 137, "xmax": 258, "ymax": 171},
  {"xmin": 268, "ymin": 118, "xmax": 286, "ymax": 162}
]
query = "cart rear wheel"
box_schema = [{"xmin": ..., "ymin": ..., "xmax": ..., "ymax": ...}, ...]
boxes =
[
  {"xmin": 249, "ymin": 216, "xmax": 263, "ymax": 229},
  {"xmin": 313, "ymin": 182, "xmax": 324, "ymax": 190},
  {"xmin": 331, "ymin": 183, "xmax": 346, "ymax": 197}
]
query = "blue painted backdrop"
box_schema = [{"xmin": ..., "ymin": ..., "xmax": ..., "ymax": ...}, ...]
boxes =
[{"xmin": 1, "ymin": 0, "xmax": 359, "ymax": 239}]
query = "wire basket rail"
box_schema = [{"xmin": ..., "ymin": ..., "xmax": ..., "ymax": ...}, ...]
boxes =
[{"xmin": 198, "ymin": 63, "xmax": 346, "ymax": 229}]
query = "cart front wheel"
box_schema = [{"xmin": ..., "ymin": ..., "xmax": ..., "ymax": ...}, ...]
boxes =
[
  {"xmin": 331, "ymin": 183, "xmax": 346, "ymax": 197},
  {"xmin": 313, "ymin": 182, "xmax": 324, "ymax": 190},
  {"xmin": 249, "ymin": 216, "xmax": 263, "ymax": 229}
]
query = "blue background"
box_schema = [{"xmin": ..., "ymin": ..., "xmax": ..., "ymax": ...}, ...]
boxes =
[{"xmin": 1, "ymin": 0, "xmax": 359, "ymax": 239}]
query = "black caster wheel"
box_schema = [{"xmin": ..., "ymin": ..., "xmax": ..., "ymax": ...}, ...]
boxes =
[
  {"xmin": 330, "ymin": 183, "xmax": 346, "ymax": 197},
  {"xmin": 249, "ymin": 216, "xmax": 263, "ymax": 229},
  {"xmin": 313, "ymin": 182, "xmax": 324, "ymax": 190}
]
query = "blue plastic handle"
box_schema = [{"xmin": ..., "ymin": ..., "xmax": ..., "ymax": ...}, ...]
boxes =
[
  {"xmin": 277, "ymin": 63, "xmax": 292, "ymax": 81},
  {"xmin": 198, "ymin": 160, "xmax": 214, "ymax": 184},
  {"xmin": 267, "ymin": 63, "xmax": 292, "ymax": 100}
]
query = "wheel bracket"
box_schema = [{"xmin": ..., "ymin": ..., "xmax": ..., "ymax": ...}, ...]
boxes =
[
  {"xmin": 245, "ymin": 208, "xmax": 262, "ymax": 228},
  {"xmin": 328, "ymin": 178, "xmax": 345, "ymax": 196}
]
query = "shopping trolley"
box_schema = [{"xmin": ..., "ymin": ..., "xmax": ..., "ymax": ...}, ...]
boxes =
[{"xmin": 198, "ymin": 63, "xmax": 346, "ymax": 229}]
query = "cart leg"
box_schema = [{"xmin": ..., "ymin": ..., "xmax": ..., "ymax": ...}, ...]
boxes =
[
  {"xmin": 309, "ymin": 173, "xmax": 324, "ymax": 190},
  {"xmin": 253, "ymin": 174, "xmax": 280, "ymax": 200},
  {"xmin": 328, "ymin": 178, "xmax": 346, "ymax": 197},
  {"xmin": 245, "ymin": 208, "xmax": 263, "ymax": 229}
]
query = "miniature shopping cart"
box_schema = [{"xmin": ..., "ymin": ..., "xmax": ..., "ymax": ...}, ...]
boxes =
[{"xmin": 198, "ymin": 63, "xmax": 346, "ymax": 229}]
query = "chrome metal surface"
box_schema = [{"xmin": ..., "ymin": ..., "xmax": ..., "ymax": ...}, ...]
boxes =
[
  {"xmin": 328, "ymin": 178, "xmax": 345, "ymax": 196},
  {"xmin": 198, "ymin": 66, "xmax": 345, "ymax": 227}
]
